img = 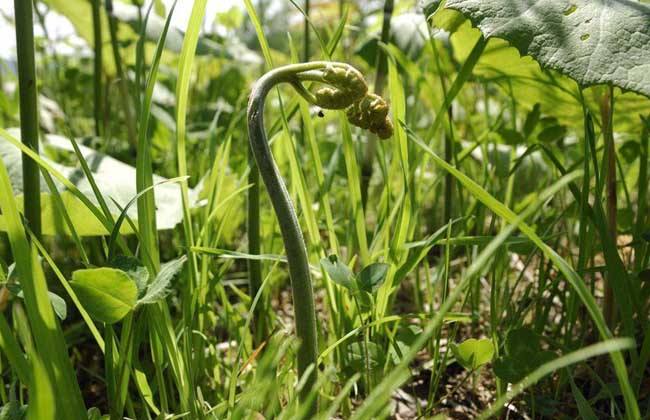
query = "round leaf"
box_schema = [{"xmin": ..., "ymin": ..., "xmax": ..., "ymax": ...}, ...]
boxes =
[
  {"xmin": 71, "ymin": 268, "xmax": 138, "ymax": 324},
  {"xmin": 450, "ymin": 338, "xmax": 495, "ymax": 370}
]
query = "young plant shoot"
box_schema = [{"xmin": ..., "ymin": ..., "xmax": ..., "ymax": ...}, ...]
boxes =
[{"xmin": 246, "ymin": 61, "xmax": 392, "ymax": 406}]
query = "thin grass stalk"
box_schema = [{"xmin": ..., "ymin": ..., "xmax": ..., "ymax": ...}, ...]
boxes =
[
  {"xmin": 91, "ymin": 0, "xmax": 103, "ymax": 137},
  {"xmin": 13, "ymin": 0, "xmax": 41, "ymax": 239},
  {"xmin": 360, "ymin": 0, "xmax": 393, "ymax": 208},
  {"xmin": 303, "ymin": 0, "xmax": 310, "ymax": 61},
  {"xmin": 601, "ymin": 87, "xmax": 617, "ymax": 328},
  {"xmin": 105, "ymin": 0, "xmax": 137, "ymax": 147},
  {"xmin": 0, "ymin": 162, "xmax": 86, "ymax": 417},
  {"xmin": 175, "ymin": 2, "xmax": 207, "ymax": 417},
  {"xmin": 634, "ymin": 116, "xmax": 648, "ymax": 271}
]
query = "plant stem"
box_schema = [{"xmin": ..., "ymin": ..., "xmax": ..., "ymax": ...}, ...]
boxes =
[
  {"xmin": 13, "ymin": 0, "xmax": 41, "ymax": 239},
  {"xmin": 105, "ymin": 0, "xmax": 138, "ymax": 147},
  {"xmin": 248, "ymin": 0, "xmax": 266, "ymax": 346},
  {"xmin": 247, "ymin": 145, "xmax": 264, "ymax": 343},
  {"xmin": 360, "ymin": 0, "xmax": 393, "ymax": 208},
  {"xmin": 304, "ymin": 0, "xmax": 310, "ymax": 62},
  {"xmin": 247, "ymin": 64, "xmax": 322, "ymax": 409},
  {"xmin": 91, "ymin": 0, "xmax": 103, "ymax": 137},
  {"xmin": 601, "ymin": 87, "xmax": 616, "ymax": 328}
]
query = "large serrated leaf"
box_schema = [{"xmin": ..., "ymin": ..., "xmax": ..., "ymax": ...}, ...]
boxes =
[
  {"xmin": 444, "ymin": 0, "xmax": 650, "ymax": 97},
  {"xmin": 71, "ymin": 268, "xmax": 138, "ymax": 324}
]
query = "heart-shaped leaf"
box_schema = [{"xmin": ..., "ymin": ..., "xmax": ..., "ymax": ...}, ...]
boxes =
[
  {"xmin": 357, "ymin": 263, "xmax": 390, "ymax": 294},
  {"xmin": 71, "ymin": 268, "xmax": 138, "ymax": 324},
  {"xmin": 320, "ymin": 255, "xmax": 355, "ymax": 290},
  {"xmin": 450, "ymin": 338, "xmax": 495, "ymax": 370}
]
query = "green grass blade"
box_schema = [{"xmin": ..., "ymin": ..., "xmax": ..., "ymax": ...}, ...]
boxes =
[
  {"xmin": 406, "ymin": 126, "xmax": 639, "ymax": 418},
  {"xmin": 478, "ymin": 339, "xmax": 635, "ymax": 420},
  {"xmin": 0, "ymin": 158, "xmax": 86, "ymax": 417}
]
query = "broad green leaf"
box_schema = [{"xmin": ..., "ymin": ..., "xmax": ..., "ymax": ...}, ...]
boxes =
[
  {"xmin": 47, "ymin": 292, "xmax": 67, "ymax": 321},
  {"xmin": 434, "ymin": 20, "xmax": 650, "ymax": 132},
  {"xmin": 71, "ymin": 268, "xmax": 138, "ymax": 324},
  {"xmin": 320, "ymin": 255, "xmax": 354, "ymax": 290},
  {"xmin": 445, "ymin": 0, "xmax": 650, "ymax": 97},
  {"xmin": 357, "ymin": 263, "xmax": 390, "ymax": 294},
  {"xmin": 138, "ymin": 256, "xmax": 187, "ymax": 305},
  {"xmin": 450, "ymin": 338, "xmax": 495, "ymax": 370},
  {"xmin": 0, "ymin": 131, "xmax": 203, "ymax": 236},
  {"xmin": 0, "ymin": 192, "xmax": 127, "ymax": 237}
]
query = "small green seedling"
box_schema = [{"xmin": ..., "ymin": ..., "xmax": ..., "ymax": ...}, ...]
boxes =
[
  {"xmin": 450, "ymin": 338, "xmax": 495, "ymax": 371},
  {"xmin": 70, "ymin": 256, "xmax": 186, "ymax": 324},
  {"xmin": 320, "ymin": 254, "xmax": 390, "ymax": 299}
]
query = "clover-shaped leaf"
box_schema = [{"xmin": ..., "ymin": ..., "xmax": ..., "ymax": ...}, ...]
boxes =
[{"xmin": 451, "ymin": 338, "xmax": 495, "ymax": 370}]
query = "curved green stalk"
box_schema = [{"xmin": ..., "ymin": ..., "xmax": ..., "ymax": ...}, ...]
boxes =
[{"xmin": 247, "ymin": 61, "xmax": 391, "ymax": 409}]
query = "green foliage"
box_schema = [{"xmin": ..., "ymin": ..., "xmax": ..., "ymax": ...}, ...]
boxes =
[
  {"xmin": 0, "ymin": 402, "xmax": 26, "ymax": 420},
  {"xmin": 319, "ymin": 255, "xmax": 354, "ymax": 290},
  {"xmin": 493, "ymin": 328, "xmax": 556, "ymax": 383},
  {"xmin": 71, "ymin": 268, "xmax": 138, "ymax": 324},
  {"xmin": 320, "ymin": 255, "xmax": 389, "ymax": 295},
  {"xmin": 451, "ymin": 338, "xmax": 495, "ymax": 370},
  {"xmin": 137, "ymin": 256, "xmax": 186, "ymax": 304},
  {"xmin": 444, "ymin": 0, "xmax": 650, "ymax": 97},
  {"xmin": 1, "ymin": 0, "xmax": 648, "ymax": 418},
  {"xmin": 357, "ymin": 263, "xmax": 390, "ymax": 294}
]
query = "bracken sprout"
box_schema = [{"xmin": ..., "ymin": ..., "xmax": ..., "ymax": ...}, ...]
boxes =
[{"xmin": 246, "ymin": 61, "xmax": 392, "ymax": 411}]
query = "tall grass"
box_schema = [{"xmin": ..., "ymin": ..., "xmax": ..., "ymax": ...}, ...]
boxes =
[{"xmin": 0, "ymin": 1, "xmax": 647, "ymax": 418}]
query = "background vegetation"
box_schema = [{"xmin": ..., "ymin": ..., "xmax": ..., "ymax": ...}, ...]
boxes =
[{"xmin": 0, "ymin": 0, "xmax": 648, "ymax": 418}]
